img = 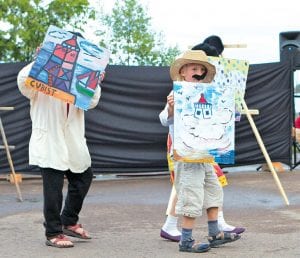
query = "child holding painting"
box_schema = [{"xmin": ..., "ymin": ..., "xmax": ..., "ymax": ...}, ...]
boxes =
[
  {"xmin": 159, "ymin": 49, "xmax": 241, "ymax": 253},
  {"xmin": 160, "ymin": 37, "xmax": 245, "ymax": 245},
  {"xmin": 17, "ymin": 31, "xmax": 105, "ymax": 248}
]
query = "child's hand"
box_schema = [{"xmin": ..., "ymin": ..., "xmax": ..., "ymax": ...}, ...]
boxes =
[
  {"xmin": 33, "ymin": 44, "xmax": 42, "ymax": 60},
  {"xmin": 99, "ymin": 71, "xmax": 105, "ymax": 82},
  {"xmin": 167, "ymin": 93, "xmax": 174, "ymax": 118}
]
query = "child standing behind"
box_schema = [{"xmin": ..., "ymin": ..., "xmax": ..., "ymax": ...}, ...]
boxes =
[{"xmin": 159, "ymin": 50, "xmax": 241, "ymax": 253}]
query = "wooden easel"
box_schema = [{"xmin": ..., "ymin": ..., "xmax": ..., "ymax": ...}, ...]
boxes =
[
  {"xmin": 225, "ymin": 43, "xmax": 289, "ymax": 205},
  {"xmin": 241, "ymin": 100, "xmax": 289, "ymax": 205},
  {"xmin": 0, "ymin": 107, "xmax": 23, "ymax": 202}
]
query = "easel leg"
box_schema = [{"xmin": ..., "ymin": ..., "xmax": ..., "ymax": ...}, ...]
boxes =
[
  {"xmin": 166, "ymin": 185, "xmax": 177, "ymax": 215},
  {"xmin": 241, "ymin": 99, "xmax": 289, "ymax": 205},
  {"xmin": 0, "ymin": 118, "xmax": 23, "ymax": 202}
]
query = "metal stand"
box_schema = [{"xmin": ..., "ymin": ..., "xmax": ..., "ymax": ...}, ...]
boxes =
[{"xmin": 291, "ymin": 128, "xmax": 300, "ymax": 169}]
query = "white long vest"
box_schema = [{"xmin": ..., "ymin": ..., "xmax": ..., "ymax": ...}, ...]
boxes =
[{"xmin": 17, "ymin": 63, "xmax": 101, "ymax": 173}]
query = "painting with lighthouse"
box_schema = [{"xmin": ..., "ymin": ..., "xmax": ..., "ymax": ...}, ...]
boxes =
[
  {"xmin": 173, "ymin": 81, "xmax": 235, "ymax": 164},
  {"xmin": 25, "ymin": 25, "xmax": 110, "ymax": 110}
]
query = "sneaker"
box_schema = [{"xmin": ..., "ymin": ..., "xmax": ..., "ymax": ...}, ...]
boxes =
[
  {"xmin": 160, "ymin": 229, "xmax": 181, "ymax": 242},
  {"xmin": 224, "ymin": 227, "xmax": 245, "ymax": 234},
  {"xmin": 179, "ymin": 237, "xmax": 211, "ymax": 253},
  {"xmin": 208, "ymin": 231, "xmax": 241, "ymax": 248}
]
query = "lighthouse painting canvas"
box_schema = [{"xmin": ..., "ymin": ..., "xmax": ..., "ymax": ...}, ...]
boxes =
[
  {"xmin": 25, "ymin": 25, "xmax": 110, "ymax": 110},
  {"xmin": 173, "ymin": 81, "xmax": 235, "ymax": 164}
]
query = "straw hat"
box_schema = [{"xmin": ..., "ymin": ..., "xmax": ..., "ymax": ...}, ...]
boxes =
[{"xmin": 170, "ymin": 50, "xmax": 216, "ymax": 82}]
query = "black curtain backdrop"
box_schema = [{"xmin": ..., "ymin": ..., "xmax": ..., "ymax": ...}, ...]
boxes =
[{"xmin": 0, "ymin": 61, "xmax": 292, "ymax": 174}]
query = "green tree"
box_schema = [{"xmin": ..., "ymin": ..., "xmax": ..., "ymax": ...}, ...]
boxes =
[
  {"xmin": 0, "ymin": 0, "xmax": 95, "ymax": 62},
  {"xmin": 101, "ymin": 0, "xmax": 180, "ymax": 66}
]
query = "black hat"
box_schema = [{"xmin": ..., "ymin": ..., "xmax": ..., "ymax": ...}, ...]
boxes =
[
  {"xmin": 203, "ymin": 35, "xmax": 224, "ymax": 55},
  {"xmin": 191, "ymin": 43, "xmax": 219, "ymax": 57}
]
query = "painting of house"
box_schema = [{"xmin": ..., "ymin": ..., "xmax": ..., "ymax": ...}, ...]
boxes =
[
  {"xmin": 173, "ymin": 81, "xmax": 235, "ymax": 164},
  {"xmin": 25, "ymin": 25, "xmax": 110, "ymax": 110},
  {"xmin": 194, "ymin": 93, "xmax": 212, "ymax": 119}
]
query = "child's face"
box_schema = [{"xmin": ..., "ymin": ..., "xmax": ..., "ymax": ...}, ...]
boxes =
[{"xmin": 179, "ymin": 63, "xmax": 207, "ymax": 82}]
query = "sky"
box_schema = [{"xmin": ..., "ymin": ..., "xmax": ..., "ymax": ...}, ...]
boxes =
[
  {"xmin": 95, "ymin": 0, "xmax": 300, "ymax": 111},
  {"xmin": 97, "ymin": 0, "xmax": 300, "ymax": 65}
]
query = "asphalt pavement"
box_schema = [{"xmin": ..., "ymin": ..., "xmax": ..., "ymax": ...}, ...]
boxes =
[{"xmin": 1, "ymin": 168, "xmax": 300, "ymax": 258}]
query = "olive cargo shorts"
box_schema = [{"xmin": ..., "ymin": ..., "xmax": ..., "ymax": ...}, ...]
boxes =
[{"xmin": 174, "ymin": 162, "xmax": 223, "ymax": 217}]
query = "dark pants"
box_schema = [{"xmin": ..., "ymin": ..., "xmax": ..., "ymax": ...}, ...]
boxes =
[{"xmin": 40, "ymin": 167, "xmax": 93, "ymax": 238}]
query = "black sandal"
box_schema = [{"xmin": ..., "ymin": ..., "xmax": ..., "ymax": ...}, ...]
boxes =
[
  {"xmin": 208, "ymin": 231, "xmax": 241, "ymax": 247},
  {"xmin": 179, "ymin": 238, "xmax": 211, "ymax": 253}
]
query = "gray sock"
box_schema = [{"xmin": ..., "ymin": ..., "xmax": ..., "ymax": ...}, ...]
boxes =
[
  {"xmin": 208, "ymin": 220, "xmax": 220, "ymax": 236},
  {"xmin": 181, "ymin": 228, "xmax": 193, "ymax": 242}
]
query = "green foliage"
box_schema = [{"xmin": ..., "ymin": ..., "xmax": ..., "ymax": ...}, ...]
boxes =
[
  {"xmin": 101, "ymin": 0, "xmax": 180, "ymax": 66},
  {"xmin": 0, "ymin": 0, "xmax": 95, "ymax": 62}
]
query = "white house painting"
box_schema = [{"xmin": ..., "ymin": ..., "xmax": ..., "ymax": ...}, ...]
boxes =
[{"xmin": 173, "ymin": 81, "xmax": 235, "ymax": 164}]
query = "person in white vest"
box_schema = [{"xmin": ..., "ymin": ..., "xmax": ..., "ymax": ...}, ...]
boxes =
[{"xmin": 17, "ymin": 32, "xmax": 104, "ymax": 248}]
